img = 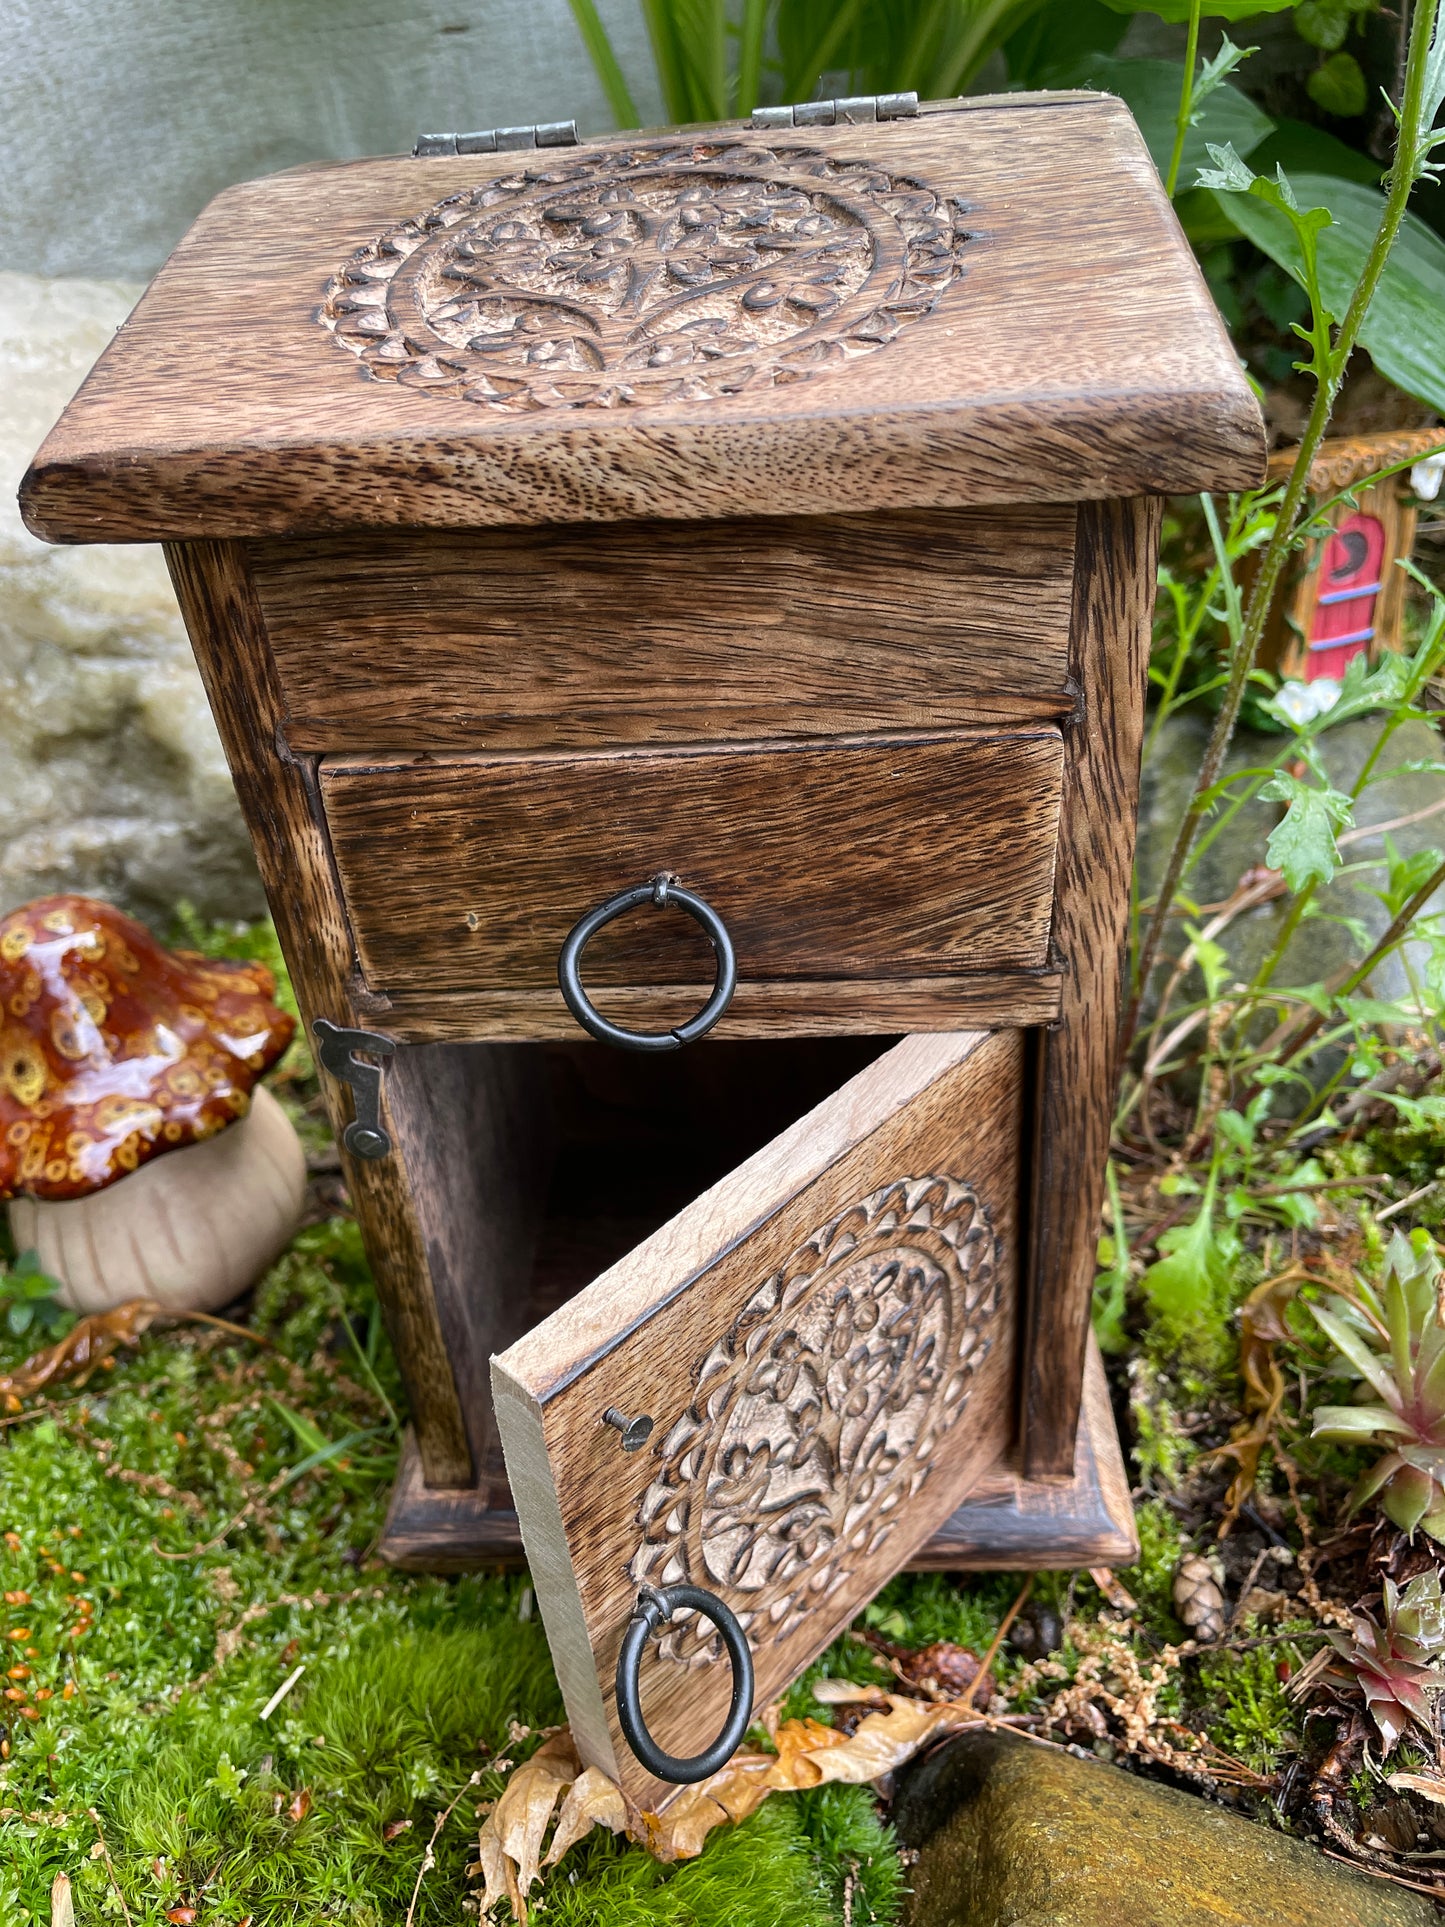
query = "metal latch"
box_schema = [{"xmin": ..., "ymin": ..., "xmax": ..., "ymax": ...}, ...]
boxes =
[
  {"xmin": 751, "ymin": 91, "xmax": 917, "ymax": 129},
  {"xmin": 414, "ymin": 120, "xmax": 578, "ymax": 157},
  {"xmin": 312, "ymin": 1019, "xmax": 396, "ymax": 1161}
]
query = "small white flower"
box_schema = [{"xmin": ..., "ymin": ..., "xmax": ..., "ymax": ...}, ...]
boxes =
[{"xmin": 1274, "ymin": 678, "xmax": 1341, "ymax": 726}]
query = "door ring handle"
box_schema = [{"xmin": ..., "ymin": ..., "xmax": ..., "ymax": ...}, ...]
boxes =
[{"xmin": 614, "ymin": 1583, "xmax": 754, "ymax": 1783}]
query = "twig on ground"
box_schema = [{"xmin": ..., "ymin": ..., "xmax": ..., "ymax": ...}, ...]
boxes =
[
  {"xmin": 958, "ymin": 1575, "xmax": 1033, "ymax": 1712},
  {"xmin": 1376, "ymin": 1181, "xmax": 1439, "ymax": 1223},
  {"xmin": 259, "ymin": 1663, "xmax": 306, "ymax": 1721},
  {"xmin": 0, "ymin": 1399, "xmax": 62, "ymax": 1431},
  {"xmin": 404, "ymin": 1768, "xmax": 484, "ymax": 1927},
  {"xmin": 160, "ymin": 1310, "xmax": 279, "ymax": 1351},
  {"xmin": 1322, "ymin": 1848, "xmax": 1445, "ymax": 1897},
  {"xmin": 87, "ymin": 1808, "xmax": 133, "ymax": 1926}
]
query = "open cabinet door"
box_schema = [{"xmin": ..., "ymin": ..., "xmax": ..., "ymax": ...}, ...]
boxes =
[{"xmin": 492, "ymin": 1028, "xmax": 1024, "ymax": 1811}]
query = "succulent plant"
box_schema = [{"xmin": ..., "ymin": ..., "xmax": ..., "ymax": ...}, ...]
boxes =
[
  {"xmin": 1326, "ymin": 1570, "xmax": 1445, "ymax": 1753},
  {"xmin": 1309, "ymin": 1229, "xmax": 1445, "ymax": 1541}
]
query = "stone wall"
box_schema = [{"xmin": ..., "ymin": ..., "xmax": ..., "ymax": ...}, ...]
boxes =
[
  {"xmin": 1, "ymin": 271, "xmax": 268, "ymax": 923},
  {"xmin": 2, "ymin": 0, "xmax": 656, "ymax": 282}
]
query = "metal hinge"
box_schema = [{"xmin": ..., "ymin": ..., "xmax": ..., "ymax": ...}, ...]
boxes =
[
  {"xmin": 751, "ymin": 91, "xmax": 917, "ymax": 129},
  {"xmin": 414, "ymin": 120, "xmax": 579, "ymax": 158},
  {"xmin": 313, "ymin": 1018, "xmax": 396, "ymax": 1160}
]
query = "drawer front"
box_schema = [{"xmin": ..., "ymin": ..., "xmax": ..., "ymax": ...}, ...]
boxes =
[
  {"xmin": 253, "ymin": 505, "xmax": 1076, "ymax": 753},
  {"xmin": 320, "ymin": 730, "xmax": 1063, "ymax": 1001}
]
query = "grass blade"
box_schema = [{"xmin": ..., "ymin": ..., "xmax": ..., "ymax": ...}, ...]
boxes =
[
  {"xmin": 737, "ymin": 0, "xmax": 768, "ymax": 115},
  {"xmin": 566, "ymin": 0, "xmax": 643, "ymax": 126}
]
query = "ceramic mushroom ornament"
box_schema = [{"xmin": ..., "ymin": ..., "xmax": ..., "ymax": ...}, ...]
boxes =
[{"xmin": 1, "ymin": 896, "xmax": 306, "ymax": 1313}]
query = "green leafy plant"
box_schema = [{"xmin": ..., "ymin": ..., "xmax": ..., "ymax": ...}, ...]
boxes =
[
  {"xmin": 1140, "ymin": 1150, "xmax": 1243, "ymax": 1360},
  {"xmin": 0, "ymin": 1247, "xmax": 71, "ymax": 1340},
  {"xmin": 1324, "ymin": 1568, "xmax": 1445, "ymax": 1750},
  {"xmin": 1126, "ymin": 0, "xmax": 1445, "ymax": 1053},
  {"xmin": 567, "ymin": 0, "xmax": 1065, "ymax": 122},
  {"xmin": 1310, "ymin": 1230, "xmax": 1445, "ymax": 1539}
]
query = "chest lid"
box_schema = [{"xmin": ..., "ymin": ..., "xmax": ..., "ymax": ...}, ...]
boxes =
[{"xmin": 23, "ymin": 93, "xmax": 1263, "ymax": 544}]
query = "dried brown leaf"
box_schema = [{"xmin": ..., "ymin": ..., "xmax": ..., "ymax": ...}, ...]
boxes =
[
  {"xmin": 1203, "ymin": 1270, "xmax": 1304, "ymax": 1532},
  {"xmin": 286, "ymin": 1787, "xmax": 312, "ymax": 1824},
  {"xmin": 1088, "ymin": 1568, "xmax": 1138, "ymax": 1613},
  {"xmin": 643, "ymin": 1752, "xmax": 781, "ymax": 1862},
  {"xmin": 1388, "ymin": 1767, "xmax": 1445, "ymax": 1809},
  {"xmin": 789, "ymin": 1696, "xmax": 976, "ymax": 1785},
  {"xmin": 542, "ymin": 1765, "xmax": 629, "ymax": 1868},
  {"xmin": 491, "ymin": 1733, "xmax": 579, "ymax": 1900},
  {"xmin": 810, "ymin": 1679, "xmax": 889, "ymax": 1706},
  {"xmin": 478, "ymin": 1822, "xmax": 515, "ymax": 1920},
  {"xmin": 480, "ymin": 1696, "xmax": 1009, "ymax": 1913},
  {"xmin": 49, "ymin": 1873, "xmax": 73, "ymax": 1927},
  {"xmin": 0, "ymin": 1300, "xmax": 158, "ymax": 1402}
]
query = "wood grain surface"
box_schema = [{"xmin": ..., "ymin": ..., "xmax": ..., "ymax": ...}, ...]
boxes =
[
  {"xmin": 252, "ymin": 505, "xmax": 1075, "ymax": 751},
  {"xmin": 320, "ymin": 731, "xmax": 1064, "ymax": 999},
  {"xmin": 349, "ymin": 971, "xmax": 1065, "ymax": 1042},
  {"xmin": 383, "ymin": 1336, "xmax": 1132, "ymax": 1571},
  {"xmin": 383, "ymin": 1334, "xmax": 1134, "ymax": 1571},
  {"xmin": 913, "ymin": 1336, "xmax": 1135, "ymax": 1569},
  {"xmin": 24, "ymin": 95, "xmax": 1263, "ymax": 542},
  {"xmin": 1022, "ymin": 497, "xmax": 1160, "ymax": 1477},
  {"xmin": 384, "ymin": 1042, "xmax": 554, "ymax": 1488},
  {"xmin": 163, "ymin": 540, "xmax": 474, "ymax": 1485},
  {"xmin": 493, "ymin": 1030, "xmax": 1023, "ymax": 1808}
]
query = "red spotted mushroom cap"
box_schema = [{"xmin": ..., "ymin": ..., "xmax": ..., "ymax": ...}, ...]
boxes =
[{"xmin": 0, "ymin": 895, "xmax": 295, "ymax": 1203}]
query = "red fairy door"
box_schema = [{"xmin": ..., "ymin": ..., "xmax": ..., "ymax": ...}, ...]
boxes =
[{"xmin": 1306, "ymin": 510, "xmax": 1386, "ymax": 682}]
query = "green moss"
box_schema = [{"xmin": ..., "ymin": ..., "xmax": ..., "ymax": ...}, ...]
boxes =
[
  {"xmin": 795, "ymin": 1782, "xmax": 905, "ymax": 1924},
  {"xmin": 862, "ymin": 1570, "xmax": 1020, "ymax": 1652},
  {"xmin": 0, "ymin": 1212, "xmax": 904, "ymax": 1925},
  {"xmin": 1118, "ymin": 1499, "xmax": 1190, "ymax": 1638},
  {"xmin": 1129, "ymin": 1360, "xmax": 1198, "ymax": 1490},
  {"xmin": 1200, "ymin": 1644, "xmax": 1298, "ymax": 1773}
]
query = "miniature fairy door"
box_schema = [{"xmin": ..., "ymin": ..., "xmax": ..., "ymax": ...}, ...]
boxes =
[
  {"xmin": 491, "ymin": 1028, "xmax": 1024, "ymax": 1811},
  {"xmin": 1306, "ymin": 510, "xmax": 1386, "ymax": 682}
]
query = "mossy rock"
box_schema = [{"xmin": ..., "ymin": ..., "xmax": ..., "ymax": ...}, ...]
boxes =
[{"xmin": 894, "ymin": 1728, "xmax": 1434, "ymax": 1926}]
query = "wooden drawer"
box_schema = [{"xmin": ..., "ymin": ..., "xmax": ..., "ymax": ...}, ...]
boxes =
[
  {"xmin": 320, "ymin": 730, "xmax": 1063, "ymax": 1021},
  {"xmin": 253, "ymin": 505, "xmax": 1076, "ymax": 753}
]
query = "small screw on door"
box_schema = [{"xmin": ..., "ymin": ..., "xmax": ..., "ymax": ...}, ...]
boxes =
[{"xmin": 602, "ymin": 1408, "xmax": 654, "ymax": 1452}]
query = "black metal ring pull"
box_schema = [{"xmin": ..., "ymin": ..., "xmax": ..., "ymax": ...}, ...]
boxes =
[
  {"xmin": 557, "ymin": 875, "xmax": 736, "ymax": 1052},
  {"xmin": 615, "ymin": 1584, "xmax": 754, "ymax": 1783}
]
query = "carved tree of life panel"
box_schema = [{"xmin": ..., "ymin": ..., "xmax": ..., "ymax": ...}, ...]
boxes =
[
  {"xmin": 629, "ymin": 1174, "xmax": 1002, "ymax": 1666},
  {"xmin": 319, "ymin": 140, "xmax": 973, "ymax": 412},
  {"xmin": 1307, "ymin": 510, "xmax": 1386, "ymax": 683}
]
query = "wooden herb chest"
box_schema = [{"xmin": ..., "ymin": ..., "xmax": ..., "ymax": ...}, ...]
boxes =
[{"xmin": 23, "ymin": 90, "xmax": 1264, "ymax": 1801}]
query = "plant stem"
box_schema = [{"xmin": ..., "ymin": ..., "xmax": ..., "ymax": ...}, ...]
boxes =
[
  {"xmin": 1166, "ymin": 0, "xmax": 1204, "ymax": 199},
  {"xmin": 1122, "ymin": 0, "xmax": 1442, "ymax": 1057},
  {"xmin": 1280, "ymin": 852, "xmax": 1445, "ymax": 1067}
]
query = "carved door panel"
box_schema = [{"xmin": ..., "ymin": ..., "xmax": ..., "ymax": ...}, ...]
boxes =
[{"xmin": 492, "ymin": 1028, "xmax": 1024, "ymax": 1810}]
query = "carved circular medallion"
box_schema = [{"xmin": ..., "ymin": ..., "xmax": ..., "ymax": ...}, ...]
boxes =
[
  {"xmin": 630, "ymin": 1175, "xmax": 1001, "ymax": 1664},
  {"xmin": 320, "ymin": 140, "xmax": 972, "ymax": 411}
]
